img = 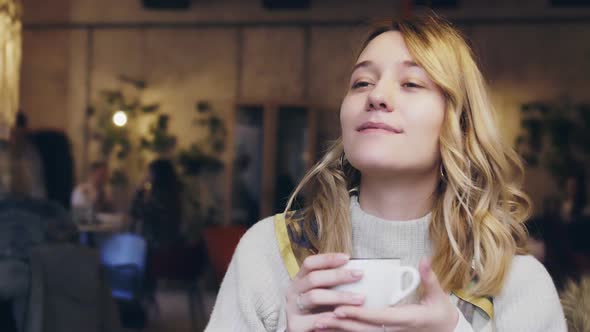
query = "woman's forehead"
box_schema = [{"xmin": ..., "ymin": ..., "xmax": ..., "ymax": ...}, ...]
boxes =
[{"xmin": 357, "ymin": 31, "xmax": 413, "ymax": 64}]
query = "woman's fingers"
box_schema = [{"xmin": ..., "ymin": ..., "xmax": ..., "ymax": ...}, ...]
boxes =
[
  {"xmin": 289, "ymin": 311, "xmax": 336, "ymax": 332},
  {"xmin": 418, "ymin": 257, "xmax": 446, "ymax": 303},
  {"xmin": 298, "ymin": 289, "xmax": 365, "ymax": 311},
  {"xmin": 296, "ymin": 253, "xmax": 350, "ymax": 278},
  {"xmin": 333, "ymin": 305, "xmax": 422, "ymax": 327},
  {"xmin": 296, "ymin": 268, "xmax": 363, "ymax": 294},
  {"xmin": 286, "ymin": 253, "xmax": 366, "ymax": 332},
  {"xmin": 313, "ymin": 316, "xmax": 384, "ymax": 332}
]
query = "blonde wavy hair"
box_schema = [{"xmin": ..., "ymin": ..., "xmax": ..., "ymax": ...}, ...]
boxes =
[{"xmin": 285, "ymin": 14, "xmax": 531, "ymax": 296}]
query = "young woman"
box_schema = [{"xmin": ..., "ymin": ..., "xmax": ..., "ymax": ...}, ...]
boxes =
[{"xmin": 206, "ymin": 15, "xmax": 566, "ymax": 331}]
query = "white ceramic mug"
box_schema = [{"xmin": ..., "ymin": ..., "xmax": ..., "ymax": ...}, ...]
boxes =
[{"xmin": 333, "ymin": 258, "xmax": 420, "ymax": 308}]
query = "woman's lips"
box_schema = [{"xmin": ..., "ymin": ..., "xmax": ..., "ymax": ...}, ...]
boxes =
[{"xmin": 356, "ymin": 121, "xmax": 403, "ymax": 134}]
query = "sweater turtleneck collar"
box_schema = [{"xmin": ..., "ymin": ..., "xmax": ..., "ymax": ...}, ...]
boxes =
[{"xmin": 349, "ymin": 195, "xmax": 433, "ymax": 265}]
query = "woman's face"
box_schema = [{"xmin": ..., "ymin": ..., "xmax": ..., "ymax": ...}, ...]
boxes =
[{"xmin": 340, "ymin": 31, "xmax": 446, "ymax": 176}]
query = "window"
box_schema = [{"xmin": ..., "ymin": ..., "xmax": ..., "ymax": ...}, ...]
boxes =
[{"xmin": 229, "ymin": 103, "xmax": 317, "ymax": 225}]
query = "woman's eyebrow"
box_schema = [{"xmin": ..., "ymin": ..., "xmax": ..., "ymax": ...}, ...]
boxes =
[
  {"xmin": 350, "ymin": 59, "xmax": 425, "ymax": 78},
  {"xmin": 400, "ymin": 60, "xmax": 419, "ymax": 68},
  {"xmin": 350, "ymin": 60, "xmax": 375, "ymax": 76}
]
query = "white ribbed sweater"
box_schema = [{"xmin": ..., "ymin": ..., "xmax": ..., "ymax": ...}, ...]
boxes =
[{"xmin": 206, "ymin": 197, "xmax": 566, "ymax": 331}]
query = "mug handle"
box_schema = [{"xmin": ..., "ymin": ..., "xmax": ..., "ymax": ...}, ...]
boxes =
[{"xmin": 390, "ymin": 266, "xmax": 421, "ymax": 306}]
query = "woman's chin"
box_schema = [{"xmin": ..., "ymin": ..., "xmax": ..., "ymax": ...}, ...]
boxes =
[
  {"xmin": 349, "ymin": 158, "xmax": 434, "ymax": 177},
  {"xmin": 349, "ymin": 159, "xmax": 408, "ymax": 174}
]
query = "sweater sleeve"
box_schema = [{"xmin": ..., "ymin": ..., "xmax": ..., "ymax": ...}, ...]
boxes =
[
  {"xmin": 205, "ymin": 217, "xmax": 289, "ymax": 331},
  {"xmin": 493, "ymin": 255, "xmax": 567, "ymax": 332}
]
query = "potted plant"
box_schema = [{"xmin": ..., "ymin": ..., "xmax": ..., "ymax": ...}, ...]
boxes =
[
  {"xmin": 177, "ymin": 101, "xmax": 227, "ymax": 243},
  {"xmin": 517, "ymin": 98, "xmax": 590, "ymax": 214},
  {"xmin": 89, "ymin": 77, "xmax": 162, "ymax": 208}
]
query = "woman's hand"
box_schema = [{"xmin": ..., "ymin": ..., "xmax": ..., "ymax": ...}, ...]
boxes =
[
  {"xmin": 285, "ymin": 253, "xmax": 367, "ymax": 332},
  {"xmin": 314, "ymin": 258, "xmax": 459, "ymax": 332}
]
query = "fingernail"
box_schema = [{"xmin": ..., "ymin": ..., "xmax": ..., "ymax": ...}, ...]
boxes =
[{"xmin": 351, "ymin": 270, "xmax": 363, "ymax": 278}]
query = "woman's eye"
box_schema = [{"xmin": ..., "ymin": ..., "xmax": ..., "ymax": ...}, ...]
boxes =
[
  {"xmin": 402, "ymin": 82, "xmax": 423, "ymax": 89},
  {"xmin": 352, "ymin": 81, "xmax": 371, "ymax": 89}
]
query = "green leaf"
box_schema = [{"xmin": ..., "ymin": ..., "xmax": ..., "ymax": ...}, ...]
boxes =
[
  {"xmin": 196, "ymin": 101, "xmax": 211, "ymax": 113},
  {"xmin": 157, "ymin": 114, "xmax": 169, "ymax": 129},
  {"xmin": 101, "ymin": 90, "xmax": 124, "ymax": 104}
]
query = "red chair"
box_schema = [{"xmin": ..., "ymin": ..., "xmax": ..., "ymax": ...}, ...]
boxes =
[{"xmin": 202, "ymin": 225, "xmax": 247, "ymax": 283}]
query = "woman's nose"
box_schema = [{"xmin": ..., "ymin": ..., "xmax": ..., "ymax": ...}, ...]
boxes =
[{"xmin": 367, "ymin": 82, "xmax": 394, "ymax": 112}]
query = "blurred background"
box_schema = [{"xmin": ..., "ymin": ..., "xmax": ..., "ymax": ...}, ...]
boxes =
[{"xmin": 0, "ymin": 0, "xmax": 589, "ymax": 331}]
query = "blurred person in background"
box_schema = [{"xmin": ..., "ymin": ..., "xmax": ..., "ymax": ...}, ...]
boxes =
[
  {"xmin": 9, "ymin": 111, "xmax": 46, "ymax": 198},
  {"xmin": 560, "ymin": 169, "xmax": 589, "ymax": 223},
  {"xmin": 526, "ymin": 169, "xmax": 589, "ymax": 291},
  {"xmin": 526, "ymin": 215, "xmax": 579, "ymax": 291},
  {"xmin": 130, "ymin": 158, "xmax": 183, "ymax": 247},
  {"xmin": 129, "ymin": 158, "xmax": 184, "ymax": 301},
  {"xmin": 71, "ymin": 161, "xmax": 114, "ymax": 213}
]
